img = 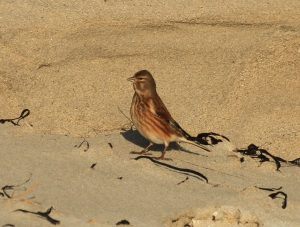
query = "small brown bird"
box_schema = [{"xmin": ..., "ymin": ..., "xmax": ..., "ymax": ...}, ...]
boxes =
[{"xmin": 128, "ymin": 70, "xmax": 210, "ymax": 160}]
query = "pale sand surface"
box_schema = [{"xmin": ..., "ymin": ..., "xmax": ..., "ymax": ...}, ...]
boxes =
[{"xmin": 0, "ymin": 0, "xmax": 300, "ymax": 226}]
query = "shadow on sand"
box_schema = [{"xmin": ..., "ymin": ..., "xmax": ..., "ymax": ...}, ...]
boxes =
[{"xmin": 120, "ymin": 129, "xmax": 200, "ymax": 155}]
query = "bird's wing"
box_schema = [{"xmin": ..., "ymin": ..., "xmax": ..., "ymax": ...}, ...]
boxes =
[
  {"xmin": 149, "ymin": 95, "xmax": 172, "ymax": 119},
  {"xmin": 148, "ymin": 96, "xmax": 192, "ymax": 139}
]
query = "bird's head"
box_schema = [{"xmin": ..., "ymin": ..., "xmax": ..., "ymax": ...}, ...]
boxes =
[{"xmin": 127, "ymin": 70, "xmax": 157, "ymax": 97}]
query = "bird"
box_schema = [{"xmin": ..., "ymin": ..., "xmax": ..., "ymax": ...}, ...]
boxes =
[{"xmin": 127, "ymin": 69, "xmax": 210, "ymax": 160}]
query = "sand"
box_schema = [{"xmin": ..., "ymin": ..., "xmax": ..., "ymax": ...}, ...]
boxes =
[{"xmin": 0, "ymin": 0, "xmax": 300, "ymax": 226}]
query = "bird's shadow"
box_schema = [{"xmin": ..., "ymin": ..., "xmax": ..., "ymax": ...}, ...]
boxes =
[{"xmin": 120, "ymin": 129, "xmax": 199, "ymax": 155}]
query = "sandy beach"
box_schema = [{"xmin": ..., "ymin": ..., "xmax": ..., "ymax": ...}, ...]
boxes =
[{"xmin": 0, "ymin": 0, "xmax": 300, "ymax": 226}]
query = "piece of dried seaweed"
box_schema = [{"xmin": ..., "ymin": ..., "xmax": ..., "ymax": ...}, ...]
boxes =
[
  {"xmin": 134, "ymin": 156, "xmax": 208, "ymax": 183},
  {"xmin": 256, "ymin": 186, "xmax": 287, "ymax": 209},
  {"xmin": 116, "ymin": 219, "xmax": 130, "ymax": 225},
  {"xmin": 0, "ymin": 109, "xmax": 30, "ymax": 126},
  {"xmin": 15, "ymin": 207, "xmax": 60, "ymax": 225},
  {"xmin": 90, "ymin": 163, "xmax": 97, "ymax": 169},
  {"xmin": 74, "ymin": 138, "xmax": 90, "ymax": 152},
  {"xmin": 177, "ymin": 176, "xmax": 189, "ymax": 185},
  {"xmin": 237, "ymin": 144, "xmax": 291, "ymax": 171},
  {"xmin": 0, "ymin": 175, "xmax": 31, "ymax": 199}
]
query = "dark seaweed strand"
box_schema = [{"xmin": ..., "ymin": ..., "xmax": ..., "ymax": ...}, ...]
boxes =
[
  {"xmin": 256, "ymin": 186, "xmax": 287, "ymax": 209},
  {"xmin": 75, "ymin": 138, "xmax": 90, "ymax": 152},
  {"xmin": 194, "ymin": 132, "xmax": 230, "ymax": 146},
  {"xmin": 255, "ymin": 186, "xmax": 283, "ymax": 192},
  {"xmin": 259, "ymin": 149, "xmax": 284, "ymax": 171},
  {"xmin": 269, "ymin": 191, "xmax": 288, "ymax": 209},
  {"xmin": 90, "ymin": 163, "xmax": 97, "ymax": 169},
  {"xmin": 1, "ymin": 175, "xmax": 32, "ymax": 199},
  {"xmin": 14, "ymin": 207, "xmax": 60, "ymax": 225},
  {"xmin": 116, "ymin": 219, "xmax": 130, "ymax": 225},
  {"xmin": 237, "ymin": 147, "xmax": 270, "ymax": 165},
  {"xmin": 177, "ymin": 177, "xmax": 189, "ymax": 185},
  {"xmin": 1, "ymin": 185, "xmax": 14, "ymax": 198},
  {"xmin": 0, "ymin": 109, "xmax": 30, "ymax": 126},
  {"xmin": 134, "ymin": 156, "xmax": 208, "ymax": 183},
  {"xmin": 289, "ymin": 158, "xmax": 300, "ymax": 166},
  {"xmin": 237, "ymin": 144, "xmax": 293, "ymax": 171}
]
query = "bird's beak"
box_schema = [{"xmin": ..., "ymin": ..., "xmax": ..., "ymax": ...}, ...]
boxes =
[{"xmin": 127, "ymin": 76, "xmax": 135, "ymax": 82}]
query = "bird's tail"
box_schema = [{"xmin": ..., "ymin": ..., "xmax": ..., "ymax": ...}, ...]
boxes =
[
  {"xmin": 170, "ymin": 120, "xmax": 232, "ymax": 152},
  {"xmin": 171, "ymin": 121, "xmax": 212, "ymax": 152},
  {"xmin": 179, "ymin": 136, "xmax": 212, "ymax": 152}
]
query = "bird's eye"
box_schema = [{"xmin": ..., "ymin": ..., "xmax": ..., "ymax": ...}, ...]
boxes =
[{"xmin": 138, "ymin": 78, "xmax": 144, "ymax": 81}]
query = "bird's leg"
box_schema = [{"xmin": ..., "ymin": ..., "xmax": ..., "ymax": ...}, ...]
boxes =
[
  {"xmin": 154, "ymin": 142, "xmax": 172, "ymax": 161},
  {"xmin": 131, "ymin": 142, "xmax": 154, "ymax": 155}
]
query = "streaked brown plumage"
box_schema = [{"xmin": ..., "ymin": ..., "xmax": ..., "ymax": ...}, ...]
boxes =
[{"xmin": 128, "ymin": 70, "xmax": 210, "ymax": 160}]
